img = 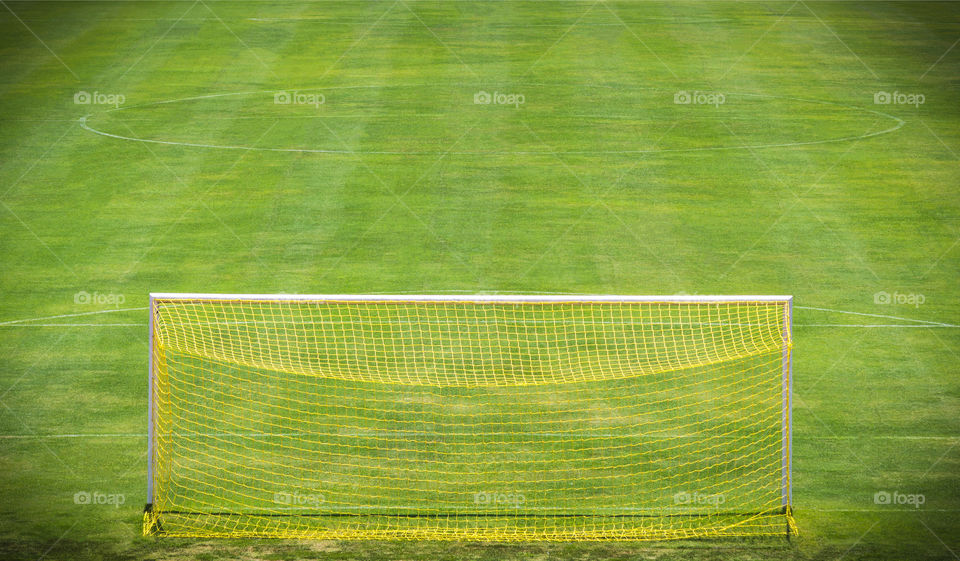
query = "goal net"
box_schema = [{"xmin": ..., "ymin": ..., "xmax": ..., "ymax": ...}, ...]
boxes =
[{"xmin": 144, "ymin": 294, "xmax": 795, "ymax": 540}]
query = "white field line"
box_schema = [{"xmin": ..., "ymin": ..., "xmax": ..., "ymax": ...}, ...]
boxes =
[
  {"xmin": 794, "ymin": 305, "xmax": 958, "ymax": 327},
  {"xmin": 246, "ymin": 18, "xmax": 736, "ymax": 26},
  {"xmin": 0, "ymin": 323, "xmax": 144, "ymax": 327},
  {"xmin": 1, "ymin": 432, "xmax": 956, "ymax": 440},
  {"xmin": 8, "ymin": 15, "xmax": 940, "ymax": 26},
  {"xmin": 77, "ymin": 88, "xmax": 905, "ymax": 156},
  {"xmin": 172, "ymin": 317, "xmax": 948, "ymax": 328},
  {"xmin": 2, "ymin": 322, "xmax": 955, "ymax": 328},
  {"xmin": 0, "ymin": 305, "xmax": 954, "ymax": 329},
  {"xmin": 146, "ymin": 505, "xmax": 960, "ymax": 513},
  {"xmin": 797, "ymin": 324, "xmax": 958, "ymax": 328},
  {"xmin": 229, "ymin": 505, "xmax": 960, "ymax": 513},
  {"xmin": 0, "ymin": 307, "xmax": 148, "ymax": 326},
  {"xmin": 138, "ymin": 504, "xmax": 960, "ymax": 513},
  {"xmin": 163, "ymin": 506, "xmax": 960, "ymax": 513},
  {"xmin": 806, "ymin": 508, "xmax": 960, "ymax": 512}
]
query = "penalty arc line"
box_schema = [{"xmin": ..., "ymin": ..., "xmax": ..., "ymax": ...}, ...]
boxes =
[
  {"xmin": 76, "ymin": 87, "xmax": 906, "ymax": 156},
  {"xmin": 79, "ymin": 115, "xmax": 905, "ymax": 156}
]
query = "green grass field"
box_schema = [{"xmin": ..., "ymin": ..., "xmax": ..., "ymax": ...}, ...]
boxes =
[{"xmin": 0, "ymin": 1, "xmax": 958, "ymax": 559}]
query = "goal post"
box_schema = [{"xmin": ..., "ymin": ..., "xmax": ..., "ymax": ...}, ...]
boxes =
[{"xmin": 144, "ymin": 294, "xmax": 795, "ymax": 540}]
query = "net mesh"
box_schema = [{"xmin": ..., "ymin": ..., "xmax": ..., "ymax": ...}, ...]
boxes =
[{"xmin": 145, "ymin": 297, "xmax": 794, "ymax": 540}]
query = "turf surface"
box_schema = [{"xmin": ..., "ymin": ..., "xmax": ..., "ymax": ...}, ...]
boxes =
[{"xmin": 0, "ymin": 1, "xmax": 958, "ymax": 559}]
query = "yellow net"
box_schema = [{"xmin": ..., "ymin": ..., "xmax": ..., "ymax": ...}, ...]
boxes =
[{"xmin": 145, "ymin": 296, "xmax": 794, "ymax": 540}]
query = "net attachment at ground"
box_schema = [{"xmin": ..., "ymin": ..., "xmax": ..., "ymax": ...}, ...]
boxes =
[{"xmin": 144, "ymin": 295, "xmax": 795, "ymax": 540}]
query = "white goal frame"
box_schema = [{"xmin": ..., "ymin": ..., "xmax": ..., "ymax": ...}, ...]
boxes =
[{"xmin": 146, "ymin": 293, "xmax": 793, "ymax": 533}]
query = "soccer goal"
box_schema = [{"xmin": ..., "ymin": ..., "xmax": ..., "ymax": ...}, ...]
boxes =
[{"xmin": 144, "ymin": 294, "xmax": 795, "ymax": 540}]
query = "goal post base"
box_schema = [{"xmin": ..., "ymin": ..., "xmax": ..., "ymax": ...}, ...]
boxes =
[
  {"xmin": 784, "ymin": 505, "xmax": 797, "ymax": 540},
  {"xmin": 143, "ymin": 503, "xmax": 163, "ymax": 536}
]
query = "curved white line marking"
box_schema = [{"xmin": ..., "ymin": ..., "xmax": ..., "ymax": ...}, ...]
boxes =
[{"xmin": 78, "ymin": 85, "xmax": 906, "ymax": 156}]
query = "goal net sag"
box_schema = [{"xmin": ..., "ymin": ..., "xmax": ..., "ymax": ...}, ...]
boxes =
[{"xmin": 144, "ymin": 294, "xmax": 795, "ymax": 540}]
